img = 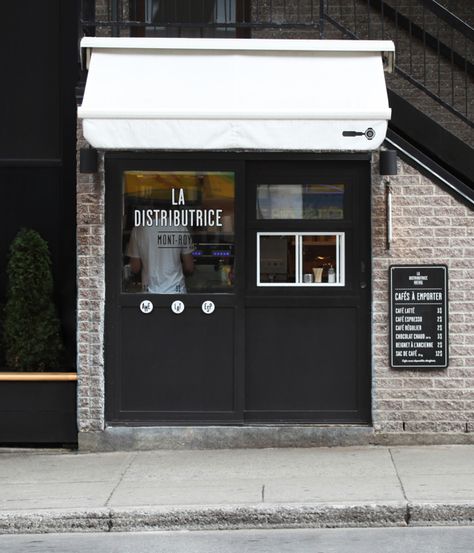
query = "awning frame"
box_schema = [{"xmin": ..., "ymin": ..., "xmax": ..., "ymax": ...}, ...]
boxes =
[{"xmin": 78, "ymin": 38, "xmax": 395, "ymax": 152}]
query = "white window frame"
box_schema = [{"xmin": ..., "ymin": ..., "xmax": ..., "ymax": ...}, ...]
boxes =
[{"xmin": 256, "ymin": 232, "xmax": 345, "ymax": 287}]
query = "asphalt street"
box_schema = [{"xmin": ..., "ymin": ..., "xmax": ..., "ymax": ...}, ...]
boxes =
[{"xmin": 1, "ymin": 527, "xmax": 474, "ymax": 553}]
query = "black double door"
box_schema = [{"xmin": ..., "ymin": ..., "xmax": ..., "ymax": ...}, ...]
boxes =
[{"xmin": 105, "ymin": 154, "xmax": 371, "ymax": 425}]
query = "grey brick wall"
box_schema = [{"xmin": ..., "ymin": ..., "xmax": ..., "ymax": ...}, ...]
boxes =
[
  {"xmin": 76, "ymin": 123, "xmax": 106, "ymax": 432},
  {"xmin": 371, "ymin": 154, "xmax": 474, "ymax": 437}
]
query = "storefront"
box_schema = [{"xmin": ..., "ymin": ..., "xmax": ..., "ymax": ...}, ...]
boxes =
[{"xmin": 76, "ymin": 37, "xmax": 426, "ymax": 444}]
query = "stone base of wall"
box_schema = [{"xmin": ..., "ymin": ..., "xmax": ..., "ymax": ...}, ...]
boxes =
[
  {"xmin": 77, "ymin": 425, "xmax": 474, "ymax": 451},
  {"xmin": 79, "ymin": 426, "xmax": 374, "ymax": 452},
  {"xmin": 373, "ymin": 432, "xmax": 474, "ymax": 446}
]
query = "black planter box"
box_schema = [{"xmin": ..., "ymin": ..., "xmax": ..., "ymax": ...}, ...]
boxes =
[{"xmin": 0, "ymin": 378, "xmax": 77, "ymax": 444}]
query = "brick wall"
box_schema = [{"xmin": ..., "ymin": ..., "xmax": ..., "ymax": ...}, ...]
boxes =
[
  {"xmin": 76, "ymin": 123, "xmax": 106, "ymax": 432},
  {"xmin": 372, "ymin": 154, "xmax": 474, "ymax": 438}
]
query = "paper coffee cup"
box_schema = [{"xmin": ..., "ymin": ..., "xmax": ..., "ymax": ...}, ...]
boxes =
[{"xmin": 312, "ymin": 268, "xmax": 323, "ymax": 283}]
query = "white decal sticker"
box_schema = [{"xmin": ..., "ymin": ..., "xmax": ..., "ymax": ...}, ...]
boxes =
[
  {"xmin": 139, "ymin": 300, "xmax": 154, "ymax": 314},
  {"xmin": 201, "ymin": 300, "xmax": 215, "ymax": 315},
  {"xmin": 171, "ymin": 300, "xmax": 185, "ymax": 314}
]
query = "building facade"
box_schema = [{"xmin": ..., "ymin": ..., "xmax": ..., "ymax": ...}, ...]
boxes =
[{"xmin": 1, "ymin": 0, "xmax": 473, "ymax": 448}]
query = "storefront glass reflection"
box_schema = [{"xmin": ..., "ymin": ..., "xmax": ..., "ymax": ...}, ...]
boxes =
[
  {"xmin": 122, "ymin": 171, "xmax": 235, "ymax": 294},
  {"xmin": 259, "ymin": 235, "xmax": 296, "ymax": 284},
  {"xmin": 133, "ymin": 0, "xmax": 236, "ymax": 38},
  {"xmin": 256, "ymin": 184, "xmax": 344, "ymax": 220}
]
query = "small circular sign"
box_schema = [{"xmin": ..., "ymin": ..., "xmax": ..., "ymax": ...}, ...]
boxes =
[
  {"xmin": 139, "ymin": 300, "xmax": 154, "ymax": 314},
  {"xmin": 171, "ymin": 300, "xmax": 185, "ymax": 314},
  {"xmin": 201, "ymin": 300, "xmax": 215, "ymax": 315}
]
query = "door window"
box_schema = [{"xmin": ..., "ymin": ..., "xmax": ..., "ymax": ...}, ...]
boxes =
[
  {"xmin": 122, "ymin": 171, "xmax": 235, "ymax": 294},
  {"xmin": 256, "ymin": 184, "xmax": 344, "ymax": 220}
]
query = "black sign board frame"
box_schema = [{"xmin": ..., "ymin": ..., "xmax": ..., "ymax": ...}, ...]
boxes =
[{"xmin": 390, "ymin": 265, "xmax": 448, "ymax": 369}]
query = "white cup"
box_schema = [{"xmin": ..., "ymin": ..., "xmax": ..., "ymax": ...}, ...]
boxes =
[{"xmin": 312, "ymin": 268, "xmax": 323, "ymax": 283}]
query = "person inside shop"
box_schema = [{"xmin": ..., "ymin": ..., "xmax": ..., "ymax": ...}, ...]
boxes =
[{"xmin": 126, "ymin": 220, "xmax": 194, "ymax": 294}]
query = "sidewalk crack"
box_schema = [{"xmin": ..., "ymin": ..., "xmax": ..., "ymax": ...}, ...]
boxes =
[
  {"xmin": 105, "ymin": 452, "xmax": 138, "ymax": 509},
  {"xmin": 389, "ymin": 448, "xmax": 411, "ymax": 526}
]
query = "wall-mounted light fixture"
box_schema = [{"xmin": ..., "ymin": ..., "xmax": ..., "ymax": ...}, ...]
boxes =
[
  {"xmin": 80, "ymin": 147, "xmax": 98, "ymax": 174},
  {"xmin": 379, "ymin": 149, "xmax": 398, "ymax": 176},
  {"xmin": 379, "ymin": 150, "xmax": 398, "ymax": 250}
]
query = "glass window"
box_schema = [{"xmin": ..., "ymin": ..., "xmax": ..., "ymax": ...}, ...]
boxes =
[
  {"xmin": 257, "ymin": 233, "xmax": 344, "ymax": 287},
  {"xmin": 131, "ymin": 0, "xmax": 237, "ymax": 38},
  {"xmin": 258, "ymin": 235, "xmax": 296, "ymax": 284},
  {"xmin": 122, "ymin": 171, "xmax": 235, "ymax": 294},
  {"xmin": 256, "ymin": 184, "xmax": 344, "ymax": 220}
]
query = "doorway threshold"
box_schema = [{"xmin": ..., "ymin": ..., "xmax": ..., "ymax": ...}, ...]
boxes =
[{"xmin": 79, "ymin": 425, "xmax": 374, "ymax": 452}]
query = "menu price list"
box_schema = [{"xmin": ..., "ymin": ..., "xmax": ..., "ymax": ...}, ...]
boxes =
[{"xmin": 390, "ymin": 266, "xmax": 448, "ymax": 369}]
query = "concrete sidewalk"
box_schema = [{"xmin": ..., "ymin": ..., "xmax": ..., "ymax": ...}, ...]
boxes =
[{"xmin": 0, "ymin": 446, "xmax": 473, "ymax": 534}]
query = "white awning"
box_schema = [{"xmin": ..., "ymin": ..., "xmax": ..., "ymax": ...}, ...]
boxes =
[{"xmin": 78, "ymin": 38, "xmax": 394, "ymax": 151}]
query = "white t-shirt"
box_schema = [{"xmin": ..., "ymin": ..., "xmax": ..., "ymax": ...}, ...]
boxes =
[{"xmin": 126, "ymin": 222, "xmax": 194, "ymax": 294}]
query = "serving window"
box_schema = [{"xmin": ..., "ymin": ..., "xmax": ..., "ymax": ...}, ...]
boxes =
[{"xmin": 257, "ymin": 232, "xmax": 345, "ymax": 287}]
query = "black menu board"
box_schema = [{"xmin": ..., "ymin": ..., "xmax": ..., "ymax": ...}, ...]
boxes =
[{"xmin": 390, "ymin": 265, "xmax": 448, "ymax": 369}]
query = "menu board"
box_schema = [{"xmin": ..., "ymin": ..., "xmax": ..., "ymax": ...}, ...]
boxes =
[{"xmin": 390, "ymin": 265, "xmax": 448, "ymax": 369}]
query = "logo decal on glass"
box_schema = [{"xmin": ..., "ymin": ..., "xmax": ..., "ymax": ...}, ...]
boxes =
[
  {"xmin": 122, "ymin": 172, "xmax": 235, "ymax": 295},
  {"xmin": 139, "ymin": 300, "xmax": 154, "ymax": 314},
  {"xmin": 201, "ymin": 300, "xmax": 215, "ymax": 315},
  {"xmin": 171, "ymin": 300, "xmax": 185, "ymax": 315}
]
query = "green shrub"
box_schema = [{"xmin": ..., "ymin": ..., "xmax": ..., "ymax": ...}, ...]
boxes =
[{"xmin": 3, "ymin": 229, "xmax": 63, "ymax": 371}]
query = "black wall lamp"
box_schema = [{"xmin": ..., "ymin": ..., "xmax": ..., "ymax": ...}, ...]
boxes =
[
  {"xmin": 379, "ymin": 150, "xmax": 398, "ymax": 250},
  {"xmin": 380, "ymin": 149, "xmax": 398, "ymax": 176},
  {"xmin": 80, "ymin": 147, "xmax": 98, "ymax": 173}
]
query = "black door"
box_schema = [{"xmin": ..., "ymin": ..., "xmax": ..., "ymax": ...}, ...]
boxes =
[
  {"xmin": 105, "ymin": 154, "xmax": 371, "ymax": 425},
  {"xmin": 105, "ymin": 155, "xmax": 245, "ymax": 423},
  {"xmin": 244, "ymin": 159, "xmax": 371, "ymax": 423}
]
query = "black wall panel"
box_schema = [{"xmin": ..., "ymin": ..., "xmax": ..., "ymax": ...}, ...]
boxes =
[
  {"xmin": 1, "ymin": 2, "xmax": 62, "ymax": 159},
  {"xmin": 0, "ymin": 168, "xmax": 76, "ymax": 367},
  {"xmin": 0, "ymin": 1, "xmax": 78, "ymax": 369}
]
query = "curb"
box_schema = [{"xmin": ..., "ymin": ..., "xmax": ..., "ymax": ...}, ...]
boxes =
[
  {"xmin": 0, "ymin": 503, "xmax": 407, "ymax": 534},
  {"xmin": 110, "ymin": 503, "xmax": 407, "ymax": 532},
  {"xmin": 408, "ymin": 502, "xmax": 474, "ymax": 526},
  {"xmin": 0, "ymin": 502, "xmax": 473, "ymax": 534}
]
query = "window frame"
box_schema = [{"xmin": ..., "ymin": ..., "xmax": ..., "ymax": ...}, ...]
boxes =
[{"xmin": 256, "ymin": 231, "xmax": 345, "ymax": 288}]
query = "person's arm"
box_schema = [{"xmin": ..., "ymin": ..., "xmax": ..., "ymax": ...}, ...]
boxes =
[
  {"xmin": 181, "ymin": 253, "xmax": 194, "ymax": 276},
  {"xmin": 126, "ymin": 227, "xmax": 142, "ymax": 275},
  {"xmin": 129, "ymin": 257, "xmax": 142, "ymax": 275}
]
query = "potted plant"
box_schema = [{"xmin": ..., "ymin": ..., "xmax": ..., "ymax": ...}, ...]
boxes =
[{"xmin": 0, "ymin": 229, "xmax": 77, "ymax": 444}]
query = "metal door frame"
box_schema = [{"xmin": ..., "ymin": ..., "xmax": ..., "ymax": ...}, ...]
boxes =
[{"xmin": 104, "ymin": 152, "xmax": 371, "ymax": 425}]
